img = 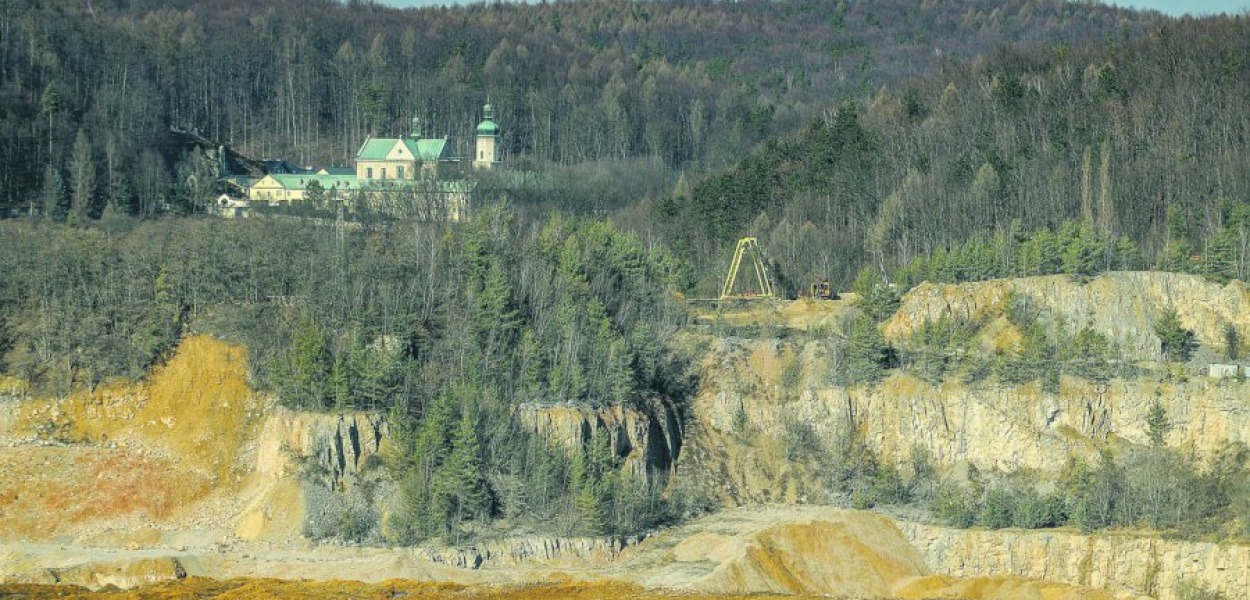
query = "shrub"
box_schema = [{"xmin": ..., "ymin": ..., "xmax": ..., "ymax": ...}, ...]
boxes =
[
  {"xmin": 782, "ymin": 416, "xmax": 824, "ymax": 462},
  {"xmin": 780, "ymin": 353, "xmax": 803, "ymax": 392},
  {"xmin": 1175, "ymin": 579, "xmax": 1229, "ymax": 600},
  {"xmin": 979, "ymin": 486, "xmax": 1015, "ymax": 529},
  {"xmin": 868, "ymin": 464, "xmax": 910, "ymax": 506},
  {"xmin": 1011, "ymin": 487, "xmax": 1066, "ymax": 529},
  {"xmin": 931, "ymin": 481, "xmax": 978, "ymax": 528}
]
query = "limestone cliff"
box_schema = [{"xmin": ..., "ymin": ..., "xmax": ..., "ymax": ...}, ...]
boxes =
[
  {"xmin": 685, "ymin": 273, "xmax": 1250, "ymax": 505},
  {"xmin": 692, "ymin": 341, "xmax": 1248, "ymax": 484},
  {"xmin": 517, "ymin": 400, "xmax": 683, "ymax": 482},
  {"xmin": 883, "ymin": 272, "xmax": 1249, "ymax": 360},
  {"xmin": 237, "ymin": 408, "xmax": 387, "ymax": 542},
  {"xmin": 253, "ymin": 408, "xmax": 387, "ymax": 489},
  {"xmin": 900, "ymin": 522, "xmax": 1250, "ymax": 600}
]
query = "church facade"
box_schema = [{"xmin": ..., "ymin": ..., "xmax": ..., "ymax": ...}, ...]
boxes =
[{"xmin": 244, "ymin": 103, "xmax": 500, "ymax": 217}]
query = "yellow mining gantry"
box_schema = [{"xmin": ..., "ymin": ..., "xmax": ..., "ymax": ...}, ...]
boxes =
[{"xmin": 719, "ymin": 237, "xmax": 776, "ymax": 301}]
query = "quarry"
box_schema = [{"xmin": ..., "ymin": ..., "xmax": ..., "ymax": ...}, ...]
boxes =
[{"xmin": 1, "ymin": 272, "xmax": 1246, "ymax": 600}]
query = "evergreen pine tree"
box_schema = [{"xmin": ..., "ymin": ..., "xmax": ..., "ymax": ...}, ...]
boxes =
[
  {"xmin": 1154, "ymin": 307, "xmax": 1197, "ymax": 363},
  {"xmin": 569, "ymin": 445, "xmax": 604, "ymax": 534},
  {"xmin": 438, "ymin": 407, "xmax": 493, "ymax": 524},
  {"xmin": 851, "ymin": 267, "xmax": 900, "ymax": 322},
  {"xmin": 278, "ymin": 316, "xmax": 333, "ymax": 409},
  {"xmin": 1145, "ymin": 401, "xmax": 1170, "ymax": 447},
  {"xmin": 1063, "ymin": 327, "xmax": 1112, "ymax": 383},
  {"xmin": 847, "ymin": 316, "xmax": 890, "ymax": 386},
  {"xmin": 330, "ymin": 355, "xmax": 352, "ymax": 411},
  {"xmin": 1113, "ymin": 235, "xmax": 1142, "ymax": 271},
  {"xmin": 68, "ymin": 129, "xmax": 96, "ymax": 226},
  {"xmin": 40, "ymin": 164, "xmax": 66, "ymax": 222},
  {"xmin": 1223, "ymin": 324, "xmax": 1240, "ymax": 362}
]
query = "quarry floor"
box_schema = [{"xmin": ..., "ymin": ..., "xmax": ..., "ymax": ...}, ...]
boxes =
[
  {"xmin": 0, "ymin": 506, "xmax": 1131, "ymax": 600},
  {"xmin": 0, "ymin": 580, "xmax": 831, "ymax": 600}
]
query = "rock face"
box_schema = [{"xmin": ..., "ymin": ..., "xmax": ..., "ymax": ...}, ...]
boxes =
[
  {"xmin": 517, "ymin": 400, "xmax": 683, "ymax": 482},
  {"xmin": 254, "ymin": 407, "xmax": 387, "ymax": 489},
  {"xmin": 424, "ymin": 536, "xmax": 636, "ymax": 570},
  {"xmin": 0, "ymin": 546, "xmax": 197, "ymax": 589},
  {"xmin": 696, "ymin": 347, "xmax": 1248, "ymax": 480},
  {"xmin": 883, "ymin": 272, "xmax": 1249, "ymax": 360},
  {"xmin": 686, "ymin": 274, "xmax": 1250, "ymax": 501},
  {"xmin": 900, "ymin": 522, "xmax": 1250, "ymax": 600},
  {"xmin": 237, "ymin": 408, "xmax": 387, "ymax": 541}
]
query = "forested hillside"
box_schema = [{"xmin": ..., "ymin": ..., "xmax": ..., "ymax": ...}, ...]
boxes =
[
  {"xmin": 0, "ymin": 0, "xmax": 1159, "ymax": 214},
  {"xmin": 0, "ymin": 212, "xmax": 694, "ymax": 540},
  {"xmin": 649, "ymin": 16, "xmax": 1249, "ymax": 294},
  {"xmin": 1, "ymin": 0, "xmax": 1247, "ymax": 551}
]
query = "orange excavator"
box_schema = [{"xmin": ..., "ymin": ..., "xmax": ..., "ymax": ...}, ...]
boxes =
[{"xmin": 810, "ymin": 277, "xmax": 836, "ymax": 300}]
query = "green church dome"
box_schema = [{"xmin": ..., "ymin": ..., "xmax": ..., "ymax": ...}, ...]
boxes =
[
  {"xmin": 476, "ymin": 119, "xmax": 499, "ymax": 135},
  {"xmin": 477, "ymin": 102, "xmax": 499, "ymax": 135}
]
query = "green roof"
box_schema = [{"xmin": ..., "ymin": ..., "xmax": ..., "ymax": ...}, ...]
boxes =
[
  {"xmin": 356, "ymin": 138, "xmax": 396, "ymax": 161},
  {"xmin": 476, "ymin": 120, "xmax": 500, "ymax": 135},
  {"xmin": 356, "ymin": 137, "xmax": 451, "ymax": 162},
  {"xmin": 413, "ymin": 138, "xmax": 450, "ymax": 161},
  {"xmin": 268, "ymin": 174, "xmax": 361, "ymax": 190}
]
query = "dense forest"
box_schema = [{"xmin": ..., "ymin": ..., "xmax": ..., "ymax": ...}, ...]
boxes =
[
  {"xmin": 0, "ymin": 211, "xmax": 697, "ymax": 541},
  {"xmin": 0, "ymin": 0, "xmax": 1160, "ymax": 214},
  {"xmin": 648, "ymin": 16, "xmax": 1249, "ymax": 294}
]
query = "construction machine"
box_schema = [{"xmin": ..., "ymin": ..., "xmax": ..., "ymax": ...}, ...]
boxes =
[
  {"xmin": 719, "ymin": 237, "xmax": 777, "ymax": 301},
  {"xmin": 810, "ymin": 277, "xmax": 837, "ymax": 300}
]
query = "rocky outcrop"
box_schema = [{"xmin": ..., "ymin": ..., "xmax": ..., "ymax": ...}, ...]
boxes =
[
  {"xmin": 688, "ymin": 334, "xmax": 1250, "ymax": 502},
  {"xmin": 238, "ymin": 408, "xmax": 387, "ymax": 542},
  {"xmin": 254, "ymin": 408, "xmax": 387, "ymax": 489},
  {"xmin": 0, "ymin": 547, "xmax": 199, "ymax": 589},
  {"xmin": 517, "ymin": 401, "xmax": 683, "ymax": 481},
  {"xmin": 0, "ymin": 395, "xmax": 18, "ymax": 444},
  {"xmin": 423, "ymin": 536, "xmax": 639, "ymax": 570},
  {"xmin": 884, "ymin": 272, "xmax": 1249, "ymax": 360},
  {"xmin": 900, "ymin": 522, "xmax": 1250, "ymax": 600}
]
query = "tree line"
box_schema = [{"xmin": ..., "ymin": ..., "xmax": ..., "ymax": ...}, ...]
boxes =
[
  {"xmin": 645, "ymin": 15, "xmax": 1248, "ymax": 296},
  {"xmin": 0, "ymin": 0, "xmax": 1156, "ymax": 216},
  {"xmin": 0, "ymin": 209, "xmax": 698, "ymax": 542}
]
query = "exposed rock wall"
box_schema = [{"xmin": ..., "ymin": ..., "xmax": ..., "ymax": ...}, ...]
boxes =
[
  {"xmin": 0, "ymin": 550, "xmax": 192, "ymax": 589},
  {"xmin": 883, "ymin": 272, "xmax": 1249, "ymax": 360},
  {"xmin": 424, "ymin": 536, "xmax": 637, "ymax": 570},
  {"xmin": 254, "ymin": 407, "xmax": 387, "ymax": 489},
  {"xmin": 687, "ymin": 337, "xmax": 1249, "ymax": 503},
  {"xmin": 0, "ymin": 396, "xmax": 17, "ymax": 444},
  {"xmin": 900, "ymin": 522, "xmax": 1250, "ymax": 600},
  {"xmin": 517, "ymin": 400, "xmax": 683, "ymax": 481},
  {"xmin": 238, "ymin": 408, "xmax": 386, "ymax": 541}
]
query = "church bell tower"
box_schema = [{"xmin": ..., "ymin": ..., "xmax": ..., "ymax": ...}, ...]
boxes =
[{"xmin": 474, "ymin": 102, "xmax": 500, "ymax": 170}]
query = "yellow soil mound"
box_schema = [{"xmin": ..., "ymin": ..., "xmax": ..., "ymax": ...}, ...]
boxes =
[
  {"xmin": 4, "ymin": 336, "xmax": 264, "ymax": 541},
  {"xmin": 894, "ymin": 574, "xmax": 1122, "ymax": 600},
  {"xmin": 18, "ymin": 335, "xmax": 259, "ymax": 482},
  {"xmin": 638, "ymin": 507, "xmax": 929, "ymax": 597}
]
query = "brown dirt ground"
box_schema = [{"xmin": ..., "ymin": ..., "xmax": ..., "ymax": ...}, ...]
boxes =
[
  {"xmin": 0, "ymin": 580, "xmax": 835, "ymax": 600},
  {"xmin": 0, "ymin": 446, "xmax": 212, "ymax": 540}
]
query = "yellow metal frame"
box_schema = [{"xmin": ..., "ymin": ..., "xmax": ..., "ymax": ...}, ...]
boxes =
[{"xmin": 719, "ymin": 237, "xmax": 776, "ymax": 300}]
